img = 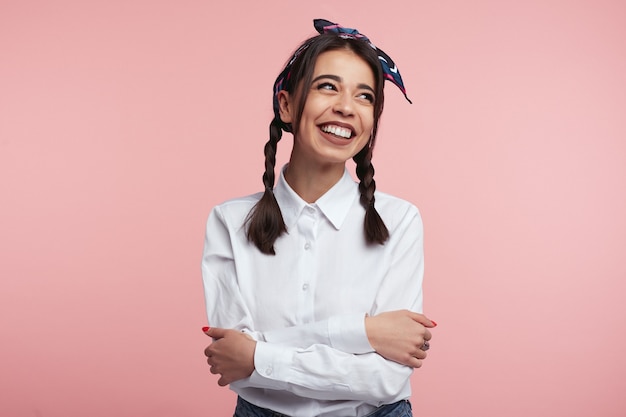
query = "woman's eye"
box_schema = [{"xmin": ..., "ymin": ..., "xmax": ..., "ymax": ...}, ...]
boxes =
[
  {"xmin": 317, "ymin": 82, "xmax": 336, "ymax": 91},
  {"xmin": 358, "ymin": 93, "xmax": 375, "ymax": 103}
]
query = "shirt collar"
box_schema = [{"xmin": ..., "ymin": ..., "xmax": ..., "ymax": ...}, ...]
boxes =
[{"xmin": 274, "ymin": 165, "xmax": 359, "ymax": 230}]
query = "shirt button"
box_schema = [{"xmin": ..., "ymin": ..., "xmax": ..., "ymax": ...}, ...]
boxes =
[
  {"xmin": 302, "ymin": 283, "xmax": 309, "ymax": 291},
  {"xmin": 306, "ymin": 206, "xmax": 315, "ymax": 214},
  {"xmin": 265, "ymin": 366, "xmax": 273, "ymax": 376},
  {"xmin": 304, "ymin": 242, "xmax": 311, "ymax": 250}
]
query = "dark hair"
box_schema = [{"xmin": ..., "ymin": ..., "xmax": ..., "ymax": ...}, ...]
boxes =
[{"xmin": 246, "ymin": 33, "xmax": 389, "ymax": 254}]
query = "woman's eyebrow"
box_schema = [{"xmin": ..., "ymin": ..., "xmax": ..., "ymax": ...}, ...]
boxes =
[
  {"xmin": 312, "ymin": 74, "xmax": 375, "ymax": 93},
  {"xmin": 312, "ymin": 74, "xmax": 341, "ymax": 84}
]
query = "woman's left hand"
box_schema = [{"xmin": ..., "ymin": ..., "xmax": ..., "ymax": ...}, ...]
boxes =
[{"xmin": 203, "ymin": 327, "xmax": 257, "ymax": 386}]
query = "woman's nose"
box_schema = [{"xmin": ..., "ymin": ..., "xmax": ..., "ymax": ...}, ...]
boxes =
[{"xmin": 332, "ymin": 93, "xmax": 354, "ymax": 116}]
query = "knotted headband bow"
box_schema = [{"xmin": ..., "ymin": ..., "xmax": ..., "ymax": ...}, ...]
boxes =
[
  {"xmin": 273, "ymin": 18, "xmax": 412, "ymax": 131},
  {"xmin": 314, "ymin": 19, "xmax": 412, "ymax": 104}
]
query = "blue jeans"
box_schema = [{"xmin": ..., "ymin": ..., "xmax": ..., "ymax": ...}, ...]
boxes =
[{"xmin": 234, "ymin": 396, "xmax": 413, "ymax": 417}]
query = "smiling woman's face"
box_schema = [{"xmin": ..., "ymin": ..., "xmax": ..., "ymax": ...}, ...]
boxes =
[{"xmin": 279, "ymin": 48, "xmax": 375, "ymax": 169}]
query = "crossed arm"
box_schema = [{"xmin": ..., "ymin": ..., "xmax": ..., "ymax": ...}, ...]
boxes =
[{"xmin": 203, "ymin": 310, "xmax": 435, "ymax": 387}]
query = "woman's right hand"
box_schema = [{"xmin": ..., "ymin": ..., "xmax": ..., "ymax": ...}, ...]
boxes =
[
  {"xmin": 203, "ymin": 327, "xmax": 257, "ymax": 386},
  {"xmin": 364, "ymin": 310, "xmax": 436, "ymax": 368}
]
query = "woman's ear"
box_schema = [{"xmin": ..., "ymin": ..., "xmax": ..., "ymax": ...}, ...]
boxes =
[{"xmin": 277, "ymin": 91, "xmax": 293, "ymax": 124}]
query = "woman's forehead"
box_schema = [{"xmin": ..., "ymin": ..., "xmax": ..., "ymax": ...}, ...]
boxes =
[{"xmin": 311, "ymin": 49, "xmax": 375, "ymax": 85}]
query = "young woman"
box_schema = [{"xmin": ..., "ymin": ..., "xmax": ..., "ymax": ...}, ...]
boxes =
[{"xmin": 202, "ymin": 19, "xmax": 436, "ymax": 417}]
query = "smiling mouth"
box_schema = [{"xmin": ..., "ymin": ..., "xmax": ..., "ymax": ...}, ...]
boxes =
[{"xmin": 320, "ymin": 124, "xmax": 354, "ymax": 139}]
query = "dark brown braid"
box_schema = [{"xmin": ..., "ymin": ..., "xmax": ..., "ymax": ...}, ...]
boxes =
[
  {"xmin": 245, "ymin": 118, "xmax": 287, "ymax": 254},
  {"xmin": 353, "ymin": 143, "xmax": 389, "ymax": 245}
]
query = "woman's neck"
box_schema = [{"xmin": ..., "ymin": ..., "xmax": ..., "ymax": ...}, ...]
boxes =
[{"xmin": 284, "ymin": 159, "xmax": 345, "ymax": 203}]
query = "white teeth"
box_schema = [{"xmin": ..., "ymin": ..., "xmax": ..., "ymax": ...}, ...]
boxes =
[{"xmin": 321, "ymin": 125, "xmax": 352, "ymax": 139}]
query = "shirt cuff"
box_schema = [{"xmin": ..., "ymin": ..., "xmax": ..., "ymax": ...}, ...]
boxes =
[
  {"xmin": 328, "ymin": 313, "xmax": 374, "ymax": 354},
  {"xmin": 252, "ymin": 341, "xmax": 290, "ymax": 387}
]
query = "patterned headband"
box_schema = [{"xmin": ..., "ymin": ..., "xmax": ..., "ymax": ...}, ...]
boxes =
[{"xmin": 273, "ymin": 18, "xmax": 412, "ymax": 132}]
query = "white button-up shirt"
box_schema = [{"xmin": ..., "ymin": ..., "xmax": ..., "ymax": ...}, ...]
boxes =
[{"xmin": 202, "ymin": 167, "xmax": 424, "ymax": 417}]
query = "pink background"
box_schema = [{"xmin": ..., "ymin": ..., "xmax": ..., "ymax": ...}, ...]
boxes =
[{"xmin": 1, "ymin": 1, "xmax": 625, "ymax": 416}]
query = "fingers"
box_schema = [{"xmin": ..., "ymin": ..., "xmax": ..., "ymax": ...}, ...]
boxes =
[
  {"xmin": 205, "ymin": 326, "xmax": 227, "ymax": 339},
  {"xmin": 404, "ymin": 355, "xmax": 424, "ymax": 369},
  {"xmin": 405, "ymin": 311, "xmax": 437, "ymax": 328},
  {"xmin": 393, "ymin": 341, "xmax": 428, "ymax": 366},
  {"xmin": 205, "ymin": 346, "xmax": 221, "ymax": 378},
  {"xmin": 411, "ymin": 348, "xmax": 427, "ymax": 360},
  {"xmin": 423, "ymin": 329, "xmax": 432, "ymax": 342}
]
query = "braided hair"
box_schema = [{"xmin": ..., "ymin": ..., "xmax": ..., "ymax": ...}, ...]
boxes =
[
  {"xmin": 354, "ymin": 140, "xmax": 389, "ymax": 244},
  {"xmin": 244, "ymin": 118, "xmax": 287, "ymax": 255}
]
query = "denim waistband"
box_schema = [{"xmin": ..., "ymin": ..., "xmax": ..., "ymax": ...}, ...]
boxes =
[{"xmin": 234, "ymin": 396, "xmax": 412, "ymax": 417}]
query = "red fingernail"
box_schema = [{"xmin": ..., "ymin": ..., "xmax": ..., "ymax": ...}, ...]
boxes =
[
  {"xmin": 431, "ymin": 320, "xmax": 438, "ymax": 327},
  {"xmin": 202, "ymin": 326, "xmax": 210, "ymax": 332}
]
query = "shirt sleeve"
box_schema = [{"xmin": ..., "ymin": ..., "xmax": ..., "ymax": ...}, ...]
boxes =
[
  {"xmin": 371, "ymin": 205, "xmax": 425, "ymax": 316},
  {"xmin": 202, "ymin": 206, "xmax": 260, "ymax": 338},
  {"xmin": 261, "ymin": 312, "xmax": 373, "ymax": 354},
  {"xmin": 234, "ymin": 342, "xmax": 412, "ymax": 403}
]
